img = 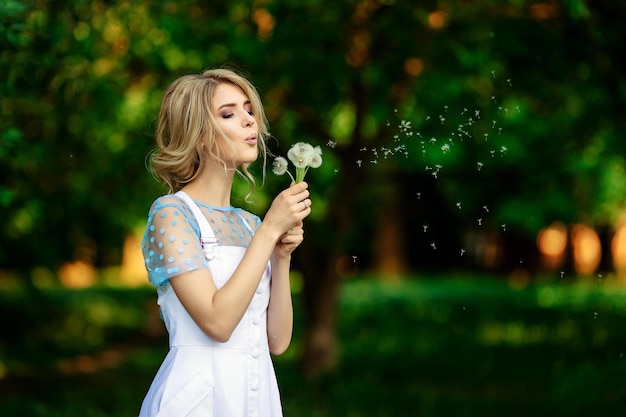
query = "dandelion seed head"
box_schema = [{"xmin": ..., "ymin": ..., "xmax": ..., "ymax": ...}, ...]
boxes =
[{"xmin": 272, "ymin": 156, "xmax": 289, "ymax": 176}]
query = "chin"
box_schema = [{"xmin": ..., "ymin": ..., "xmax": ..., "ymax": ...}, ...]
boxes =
[{"xmin": 241, "ymin": 149, "xmax": 259, "ymax": 164}]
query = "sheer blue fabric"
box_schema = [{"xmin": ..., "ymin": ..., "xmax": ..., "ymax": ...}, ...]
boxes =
[{"xmin": 142, "ymin": 195, "xmax": 261, "ymax": 286}]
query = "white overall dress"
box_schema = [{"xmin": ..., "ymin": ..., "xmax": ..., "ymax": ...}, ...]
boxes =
[{"xmin": 139, "ymin": 191, "xmax": 283, "ymax": 417}]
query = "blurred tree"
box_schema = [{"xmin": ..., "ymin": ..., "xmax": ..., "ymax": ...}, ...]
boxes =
[{"xmin": 2, "ymin": 0, "xmax": 625, "ymax": 373}]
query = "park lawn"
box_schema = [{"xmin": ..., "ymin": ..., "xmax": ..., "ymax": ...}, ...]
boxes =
[{"xmin": 1, "ymin": 275, "xmax": 625, "ymax": 416}]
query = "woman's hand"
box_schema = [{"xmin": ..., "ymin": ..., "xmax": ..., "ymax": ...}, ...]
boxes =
[
  {"xmin": 274, "ymin": 221, "xmax": 305, "ymax": 259},
  {"xmin": 262, "ymin": 182, "xmax": 311, "ymax": 241}
]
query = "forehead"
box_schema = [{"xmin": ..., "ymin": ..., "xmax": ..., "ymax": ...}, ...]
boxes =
[{"xmin": 212, "ymin": 83, "xmax": 249, "ymax": 106}]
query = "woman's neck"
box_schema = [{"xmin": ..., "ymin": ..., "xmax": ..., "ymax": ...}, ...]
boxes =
[{"xmin": 182, "ymin": 163, "xmax": 235, "ymax": 207}]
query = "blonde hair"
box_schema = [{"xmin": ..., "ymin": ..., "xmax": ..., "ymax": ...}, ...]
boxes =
[{"xmin": 148, "ymin": 68, "xmax": 269, "ymax": 196}]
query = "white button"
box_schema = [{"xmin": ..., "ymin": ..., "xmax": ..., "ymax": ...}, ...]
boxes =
[{"xmin": 251, "ymin": 348, "xmax": 259, "ymax": 358}]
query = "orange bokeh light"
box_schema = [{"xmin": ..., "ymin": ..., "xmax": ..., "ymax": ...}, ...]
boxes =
[
  {"xmin": 428, "ymin": 11, "xmax": 447, "ymax": 30},
  {"xmin": 571, "ymin": 224, "xmax": 601, "ymax": 275},
  {"xmin": 404, "ymin": 58, "xmax": 424, "ymax": 77}
]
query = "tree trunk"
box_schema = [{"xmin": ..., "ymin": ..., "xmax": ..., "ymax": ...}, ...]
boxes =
[{"xmin": 373, "ymin": 183, "xmax": 407, "ymax": 278}]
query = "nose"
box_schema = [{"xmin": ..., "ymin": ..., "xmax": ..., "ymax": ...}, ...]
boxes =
[{"xmin": 243, "ymin": 112, "xmax": 255, "ymax": 127}]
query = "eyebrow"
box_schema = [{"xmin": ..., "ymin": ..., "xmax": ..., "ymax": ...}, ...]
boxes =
[{"xmin": 217, "ymin": 100, "xmax": 251, "ymax": 111}]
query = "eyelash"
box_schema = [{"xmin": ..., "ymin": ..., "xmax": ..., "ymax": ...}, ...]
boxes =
[{"xmin": 221, "ymin": 110, "xmax": 254, "ymax": 119}]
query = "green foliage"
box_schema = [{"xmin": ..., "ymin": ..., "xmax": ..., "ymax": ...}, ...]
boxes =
[{"xmin": 1, "ymin": 277, "xmax": 625, "ymax": 416}]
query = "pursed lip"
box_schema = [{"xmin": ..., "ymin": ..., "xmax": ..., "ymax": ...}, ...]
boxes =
[{"xmin": 245, "ymin": 134, "xmax": 258, "ymax": 145}]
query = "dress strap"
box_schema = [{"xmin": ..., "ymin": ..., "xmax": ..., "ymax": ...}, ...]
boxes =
[
  {"xmin": 235, "ymin": 212, "xmax": 255, "ymax": 236},
  {"xmin": 175, "ymin": 191, "xmax": 218, "ymax": 260}
]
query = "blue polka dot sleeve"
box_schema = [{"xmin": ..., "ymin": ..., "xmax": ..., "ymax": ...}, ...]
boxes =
[{"xmin": 141, "ymin": 196, "xmax": 207, "ymax": 286}]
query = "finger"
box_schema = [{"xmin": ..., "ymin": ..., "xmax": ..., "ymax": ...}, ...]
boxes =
[
  {"xmin": 289, "ymin": 181, "xmax": 308, "ymax": 190},
  {"xmin": 296, "ymin": 200, "xmax": 309, "ymax": 212},
  {"xmin": 283, "ymin": 227, "xmax": 304, "ymax": 238},
  {"xmin": 280, "ymin": 235, "xmax": 304, "ymax": 246},
  {"xmin": 287, "ymin": 182, "xmax": 309, "ymax": 199}
]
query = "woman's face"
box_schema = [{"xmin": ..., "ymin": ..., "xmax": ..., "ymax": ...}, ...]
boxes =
[{"xmin": 211, "ymin": 82, "xmax": 259, "ymax": 167}]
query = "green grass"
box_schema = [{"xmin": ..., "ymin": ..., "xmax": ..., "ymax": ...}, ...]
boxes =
[{"xmin": 1, "ymin": 276, "xmax": 625, "ymax": 416}]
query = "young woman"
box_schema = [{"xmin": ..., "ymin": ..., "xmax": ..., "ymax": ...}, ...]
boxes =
[{"xmin": 138, "ymin": 68, "xmax": 311, "ymax": 417}]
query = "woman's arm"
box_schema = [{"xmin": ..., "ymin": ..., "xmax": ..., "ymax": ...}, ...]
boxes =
[
  {"xmin": 266, "ymin": 219, "xmax": 306, "ymax": 354},
  {"xmin": 266, "ymin": 255, "xmax": 294, "ymax": 354},
  {"xmin": 169, "ymin": 183, "xmax": 310, "ymax": 342}
]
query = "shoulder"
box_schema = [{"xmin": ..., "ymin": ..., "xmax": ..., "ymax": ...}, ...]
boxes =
[
  {"xmin": 146, "ymin": 195, "xmax": 198, "ymax": 230},
  {"xmin": 147, "ymin": 194, "xmax": 189, "ymax": 216}
]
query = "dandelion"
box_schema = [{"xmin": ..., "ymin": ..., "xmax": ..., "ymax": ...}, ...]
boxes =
[
  {"xmin": 272, "ymin": 156, "xmax": 294, "ymax": 182},
  {"xmin": 477, "ymin": 162, "xmax": 484, "ymax": 171},
  {"xmin": 287, "ymin": 142, "xmax": 312, "ymax": 167},
  {"xmin": 326, "ymin": 139, "xmax": 337, "ymax": 149},
  {"xmin": 441, "ymin": 144, "xmax": 450, "ymax": 153},
  {"xmin": 273, "ymin": 142, "xmax": 323, "ymax": 183},
  {"xmin": 309, "ymin": 152, "xmax": 322, "ymax": 169}
]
